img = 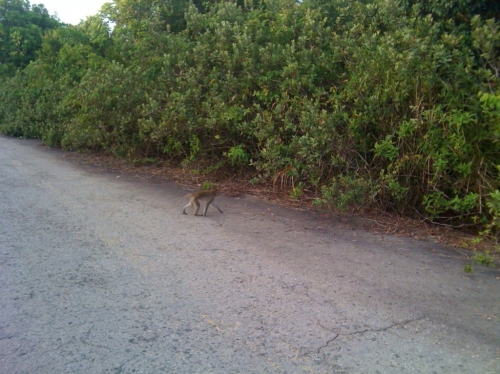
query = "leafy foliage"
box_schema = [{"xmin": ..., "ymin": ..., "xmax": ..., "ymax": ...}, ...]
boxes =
[
  {"xmin": 0, "ymin": 0, "xmax": 60, "ymax": 76},
  {"xmin": 1, "ymin": 0, "xmax": 499, "ymax": 235}
]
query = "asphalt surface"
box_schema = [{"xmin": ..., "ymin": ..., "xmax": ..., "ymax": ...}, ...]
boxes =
[{"xmin": 0, "ymin": 135, "xmax": 499, "ymax": 373}]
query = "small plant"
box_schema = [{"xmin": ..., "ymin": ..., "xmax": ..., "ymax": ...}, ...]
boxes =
[
  {"xmin": 202, "ymin": 161, "xmax": 224, "ymax": 175},
  {"xmin": 201, "ymin": 181, "xmax": 217, "ymax": 190},
  {"xmin": 226, "ymin": 145, "xmax": 249, "ymax": 167},
  {"xmin": 470, "ymin": 237, "xmax": 483, "ymax": 245},
  {"xmin": 463, "ymin": 264, "xmax": 474, "ymax": 273},
  {"xmin": 289, "ymin": 182, "xmax": 304, "ymax": 200},
  {"xmin": 472, "ymin": 252, "xmax": 494, "ymax": 266},
  {"xmin": 133, "ymin": 157, "xmax": 157, "ymax": 166},
  {"xmin": 318, "ymin": 174, "xmax": 371, "ymax": 211},
  {"xmin": 188, "ymin": 135, "xmax": 201, "ymax": 162}
]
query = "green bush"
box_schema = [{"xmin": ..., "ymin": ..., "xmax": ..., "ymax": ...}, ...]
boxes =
[{"xmin": 1, "ymin": 0, "xmax": 499, "ymax": 235}]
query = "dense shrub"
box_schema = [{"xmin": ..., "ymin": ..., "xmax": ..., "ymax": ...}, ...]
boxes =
[{"xmin": 1, "ymin": 0, "xmax": 499, "ymax": 235}]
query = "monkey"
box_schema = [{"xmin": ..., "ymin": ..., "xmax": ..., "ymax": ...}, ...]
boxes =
[{"xmin": 176, "ymin": 189, "xmax": 223, "ymax": 216}]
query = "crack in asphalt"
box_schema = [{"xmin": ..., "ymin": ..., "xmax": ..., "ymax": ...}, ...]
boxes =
[
  {"xmin": 80, "ymin": 327, "xmax": 111, "ymax": 350},
  {"xmin": 316, "ymin": 317, "xmax": 427, "ymax": 354}
]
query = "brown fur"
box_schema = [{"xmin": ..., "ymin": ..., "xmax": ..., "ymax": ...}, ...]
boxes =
[{"xmin": 176, "ymin": 189, "xmax": 223, "ymax": 216}]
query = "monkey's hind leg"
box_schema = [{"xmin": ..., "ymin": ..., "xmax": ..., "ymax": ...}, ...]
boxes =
[
  {"xmin": 204, "ymin": 202, "xmax": 223, "ymax": 216},
  {"xmin": 182, "ymin": 201, "xmax": 191, "ymax": 215},
  {"xmin": 192, "ymin": 198, "xmax": 202, "ymax": 216}
]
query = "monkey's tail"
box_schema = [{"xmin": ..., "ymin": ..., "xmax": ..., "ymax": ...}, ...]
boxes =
[{"xmin": 172, "ymin": 194, "xmax": 190, "ymax": 208}]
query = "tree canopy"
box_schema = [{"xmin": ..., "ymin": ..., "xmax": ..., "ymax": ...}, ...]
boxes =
[{"xmin": 0, "ymin": 0, "xmax": 60, "ymax": 75}]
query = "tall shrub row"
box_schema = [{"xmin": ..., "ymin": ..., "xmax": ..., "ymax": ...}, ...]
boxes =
[{"xmin": 0, "ymin": 0, "xmax": 499, "ymax": 235}]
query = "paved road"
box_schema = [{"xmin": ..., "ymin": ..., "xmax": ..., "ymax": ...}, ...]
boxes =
[{"xmin": 0, "ymin": 136, "xmax": 499, "ymax": 373}]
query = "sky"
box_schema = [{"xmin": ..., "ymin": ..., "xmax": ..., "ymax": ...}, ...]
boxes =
[{"xmin": 37, "ymin": 0, "xmax": 109, "ymax": 25}]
